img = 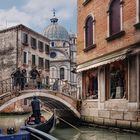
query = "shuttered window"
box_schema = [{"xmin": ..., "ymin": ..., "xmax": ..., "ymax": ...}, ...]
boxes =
[
  {"xmin": 109, "ymin": 0, "xmax": 121, "ymax": 35},
  {"xmin": 60, "ymin": 68, "xmax": 65, "ymax": 80},
  {"xmin": 31, "ymin": 37, "xmax": 37, "ymax": 49},
  {"xmin": 45, "ymin": 59, "xmax": 49, "ymax": 70},
  {"xmin": 85, "ymin": 16, "xmax": 93, "ymax": 48},
  {"xmin": 32, "ymin": 55, "xmax": 36, "ymax": 66},
  {"xmin": 38, "ymin": 57, "xmax": 44, "ymax": 68}
]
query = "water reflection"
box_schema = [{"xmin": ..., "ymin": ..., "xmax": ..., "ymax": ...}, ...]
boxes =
[
  {"xmin": 0, "ymin": 115, "xmax": 140, "ymax": 140},
  {"xmin": 0, "ymin": 114, "xmax": 27, "ymax": 132},
  {"xmin": 51, "ymin": 126, "xmax": 140, "ymax": 140}
]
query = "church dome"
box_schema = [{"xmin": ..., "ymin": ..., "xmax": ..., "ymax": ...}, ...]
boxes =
[{"xmin": 43, "ymin": 17, "xmax": 69, "ymax": 41}]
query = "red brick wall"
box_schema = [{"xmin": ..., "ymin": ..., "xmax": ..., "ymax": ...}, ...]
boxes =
[{"xmin": 77, "ymin": 0, "xmax": 140, "ymax": 64}]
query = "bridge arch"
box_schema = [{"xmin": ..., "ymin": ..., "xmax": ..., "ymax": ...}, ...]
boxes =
[{"xmin": 0, "ymin": 90, "xmax": 80, "ymax": 118}]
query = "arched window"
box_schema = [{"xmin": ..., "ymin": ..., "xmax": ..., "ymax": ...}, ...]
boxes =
[
  {"xmin": 85, "ymin": 16, "xmax": 93, "ymax": 48},
  {"xmin": 109, "ymin": 0, "xmax": 121, "ymax": 35},
  {"xmin": 51, "ymin": 42, "xmax": 55, "ymax": 47},
  {"xmin": 60, "ymin": 68, "xmax": 65, "ymax": 80}
]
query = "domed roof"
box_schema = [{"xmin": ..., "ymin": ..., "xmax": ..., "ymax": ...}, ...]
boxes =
[{"xmin": 43, "ymin": 17, "xmax": 69, "ymax": 41}]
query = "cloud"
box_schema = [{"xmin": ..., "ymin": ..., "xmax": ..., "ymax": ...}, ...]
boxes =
[
  {"xmin": 0, "ymin": 6, "xmax": 30, "ymax": 29},
  {"xmin": 0, "ymin": 0, "xmax": 77, "ymax": 32}
]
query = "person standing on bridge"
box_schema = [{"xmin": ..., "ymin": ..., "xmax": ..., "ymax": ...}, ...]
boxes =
[
  {"xmin": 30, "ymin": 66, "xmax": 40, "ymax": 89},
  {"xmin": 52, "ymin": 78, "xmax": 59, "ymax": 91},
  {"xmin": 31, "ymin": 96, "xmax": 41, "ymax": 124}
]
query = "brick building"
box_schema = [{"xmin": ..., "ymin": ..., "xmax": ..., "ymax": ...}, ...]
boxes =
[
  {"xmin": 77, "ymin": 0, "xmax": 140, "ymax": 129},
  {"xmin": 0, "ymin": 24, "xmax": 50, "ymax": 112}
]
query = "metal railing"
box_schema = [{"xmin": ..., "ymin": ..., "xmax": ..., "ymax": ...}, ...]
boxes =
[{"xmin": 0, "ymin": 77, "xmax": 77, "ymax": 99}]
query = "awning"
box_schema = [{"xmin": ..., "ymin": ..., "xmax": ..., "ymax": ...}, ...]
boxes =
[{"xmin": 77, "ymin": 49, "xmax": 128, "ymax": 72}]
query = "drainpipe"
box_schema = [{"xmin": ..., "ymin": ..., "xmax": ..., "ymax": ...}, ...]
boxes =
[{"xmin": 16, "ymin": 27, "xmax": 19, "ymax": 68}]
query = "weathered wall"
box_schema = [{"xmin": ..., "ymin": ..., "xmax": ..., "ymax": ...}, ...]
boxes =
[
  {"xmin": 0, "ymin": 30, "xmax": 17, "ymax": 80},
  {"xmin": 81, "ymin": 100, "xmax": 140, "ymax": 130}
]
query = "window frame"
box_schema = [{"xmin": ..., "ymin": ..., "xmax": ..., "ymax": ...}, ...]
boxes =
[
  {"xmin": 45, "ymin": 59, "xmax": 50, "ymax": 70},
  {"xmin": 22, "ymin": 32, "xmax": 28, "ymax": 45},
  {"xmin": 60, "ymin": 67, "xmax": 65, "ymax": 80},
  {"xmin": 83, "ymin": 15, "xmax": 96, "ymax": 52},
  {"xmin": 31, "ymin": 37, "xmax": 37, "ymax": 49},
  {"xmin": 134, "ymin": 0, "xmax": 140, "ymax": 28},
  {"xmin": 106, "ymin": 0, "xmax": 125, "ymax": 41},
  {"xmin": 23, "ymin": 51, "xmax": 28, "ymax": 65},
  {"xmin": 45, "ymin": 44, "xmax": 49, "ymax": 54},
  {"xmin": 106, "ymin": 60, "xmax": 128, "ymax": 100},
  {"xmin": 38, "ymin": 57, "xmax": 44, "ymax": 69},
  {"xmin": 32, "ymin": 54, "xmax": 36, "ymax": 66},
  {"xmin": 83, "ymin": 68, "xmax": 98, "ymax": 100},
  {"xmin": 38, "ymin": 41, "xmax": 44, "ymax": 52}
]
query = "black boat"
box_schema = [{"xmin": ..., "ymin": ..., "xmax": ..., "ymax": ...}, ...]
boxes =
[{"xmin": 25, "ymin": 114, "xmax": 56, "ymax": 133}]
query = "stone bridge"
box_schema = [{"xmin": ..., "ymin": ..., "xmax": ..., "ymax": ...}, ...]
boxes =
[{"xmin": 0, "ymin": 78, "xmax": 81, "ymax": 119}]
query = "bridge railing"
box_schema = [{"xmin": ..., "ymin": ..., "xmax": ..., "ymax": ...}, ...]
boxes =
[{"xmin": 0, "ymin": 77, "xmax": 78, "ymax": 99}]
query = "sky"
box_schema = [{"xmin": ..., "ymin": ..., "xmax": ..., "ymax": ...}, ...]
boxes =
[{"xmin": 0, "ymin": 0, "xmax": 77, "ymax": 34}]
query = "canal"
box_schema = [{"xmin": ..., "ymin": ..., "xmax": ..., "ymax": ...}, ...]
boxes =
[{"xmin": 0, "ymin": 114, "xmax": 140, "ymax": 140}]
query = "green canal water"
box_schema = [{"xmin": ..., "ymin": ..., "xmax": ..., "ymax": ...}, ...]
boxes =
[{"xmin": 0, "ymin": 114, "xmax": 140, "ymax": 140}]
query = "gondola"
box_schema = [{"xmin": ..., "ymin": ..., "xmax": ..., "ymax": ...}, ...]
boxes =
[{"xmin": 25, "ymin": 113, "xmax": 56, "ymax": 133}]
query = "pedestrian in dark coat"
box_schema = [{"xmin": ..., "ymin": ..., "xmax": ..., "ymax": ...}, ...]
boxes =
[
  {"xmin": 31, "ymin": 96, "xmax": 41, "ymax": 124},
  {"xmin": 52, "ymin": 78, "xmax": 59, "ymax": 91},
  {"xmin": 12, "ymin": 68, "xmax": 22, "ymax": 90},
  {"xmin": 30, "ymin": 67, "xmax": 40, "ymax": 88}
]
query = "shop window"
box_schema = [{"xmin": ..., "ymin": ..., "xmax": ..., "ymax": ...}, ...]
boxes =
[
  {"xmin": 38, "ymin": 41, "xmax": 44, "ymax": 52},
  {"xmin": 60, "ymin": 68, "xmax": 65, "ymax": 80},
  {"xmin": 83, "ymin": 69, "xmax": 98, "ymax": 99},
  {"xmin": 108, "ymin": 60, "xmax": 127, "ymax": 99},
  {"xmin": 31, "ymin": 37, "xmax": 37, "ymax": 49}
]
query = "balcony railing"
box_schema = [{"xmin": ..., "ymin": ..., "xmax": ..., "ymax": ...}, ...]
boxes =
[{"xmin": 0, "ymin": 77, "xmax": 77, "ymax": 99}]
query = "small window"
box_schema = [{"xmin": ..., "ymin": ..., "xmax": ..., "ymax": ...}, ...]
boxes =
[
  {"xmin": 38, "ymin": 41, "xmax": 44, "ymax": 52},
  {"xmin": 23, "ymin": 52, "xmax": 28, "ymax": 64},
  {"xmin": 45, "ymin": 44, "xmax": 49, "ymax": 54},
  {"xmin": 85, "ymin": 16, "xmax": 93, "ymax": 48},
  {"xmin": 51, "ymin": 42, "xmax": 55, "ymax": 47},
  {"xmin": 32, "ymin": 55, "xmax": 36, "ymax": 66},
  {"xmin": 109, "ymin": 0, "xmax": 121, "ymax": 35},
  {"xmin": 46, "ymin": 76, "xmax": 49, "ymax": 86},
  {"xmin": 45, "ymin": 59, "xmax": 49, "ymax": 70},
  {"xmin": 22, "ymin": 33, "xmax": 28, "ymax": 45},
  {"xmin": 38, "ymin": 57, "xmax": 44, "ymax": 69},
  {"xmin": 31, "ymin": 37, "xmax": 37, "ymax": 49},
  {"xmin": 60, "ymin": 68, "xmax": 65, "ymax": 80}
]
